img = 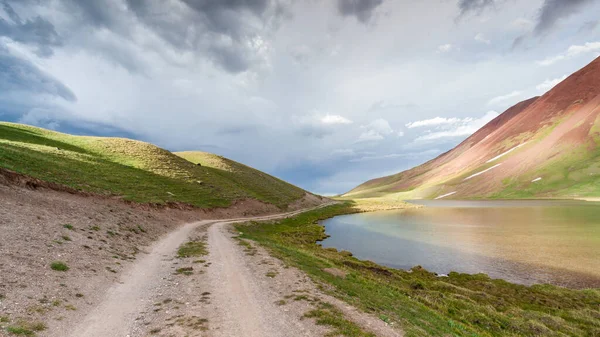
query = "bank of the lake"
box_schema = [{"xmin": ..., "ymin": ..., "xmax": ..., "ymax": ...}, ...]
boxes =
[
  {"xmin": 321, "ymin": 199, "xmax": 600, "ymax": 289},
  {"xmin": 237, "ymin": 202, "xmax": 600, "ymax": 337}
]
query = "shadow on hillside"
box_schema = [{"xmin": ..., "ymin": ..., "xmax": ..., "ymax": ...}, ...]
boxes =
[{"xmin": 0, "ymin": 125, "xmax": 89, "ymax": 154}]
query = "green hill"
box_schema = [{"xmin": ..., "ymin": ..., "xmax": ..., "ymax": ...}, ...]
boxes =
[{"xmin": 0, "ymin": 122, "xmax": 307, "ymax": 208}]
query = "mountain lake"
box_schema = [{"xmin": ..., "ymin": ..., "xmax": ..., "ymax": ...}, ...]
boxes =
[{"xmin": 320, "ymin": 200, "xmax": 600, "ymax": 288}]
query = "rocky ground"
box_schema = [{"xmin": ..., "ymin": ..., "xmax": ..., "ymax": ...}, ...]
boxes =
[{"xmin": 0, "ymin": 177, "xmax": 400, "ymax": 337}]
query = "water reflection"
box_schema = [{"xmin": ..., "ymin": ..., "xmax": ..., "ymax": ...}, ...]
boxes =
[{"xmin": 320, "ymin": 200, "xmax": 600, "ymax": 288}]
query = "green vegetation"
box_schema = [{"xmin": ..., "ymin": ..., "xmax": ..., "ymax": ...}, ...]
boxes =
[
  {"xmin": 177, "ymin": 241, "xmax": 208, "ymax": 258},
  {"xmin": 5, "ymin": 320, "xmax": 46, "ymax": 336},
  {"xmin": 490, "ymin": 142, "xmax": 600, "ymax": 199},
  {"xmin": 62, "ymin": 224, "xmax": 74, "ymax": 230},
  {"xmin": 175, "ymin": 267, "xmax": 194, "ymax": 276},
  {"xmin": 50, "ymin": 261, "xmax": 69, "ymax": 272},
  {"xmin": 237, "ymin": 203, "xmax": 600, "ymax": 337},
  {"xmin": 305, "ymin": 302, "xmax": 375, "ymax": 337},
  {"xmin": 0, "ymin": 122, "xmax": 305, "ymax": 208},
  {"xmin": 176, "ymin": 151, "xmax": 306, "ymax": 207}
]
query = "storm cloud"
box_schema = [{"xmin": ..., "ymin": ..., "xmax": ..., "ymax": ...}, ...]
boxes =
[
  {"xmin": 337, "ymin": 0, "xmax": 385, "ymax": 23},
  {"xmin": 535, "ymin": 0, "xmax": 595, "ymax": 35},
  {"xmin": 456, "ymin": 0, "xmax": 495, "ymax": 17},
  {"xmin": 0, "ymin": 45, "xmax": 75, "ymax": 101},
  {"xmin": 0, "ymin": 1, "xmax": 62, "ymax": 57},
  {"xmin": 1, "ymin": 0, "xmax": 599, "ymax": 194}
]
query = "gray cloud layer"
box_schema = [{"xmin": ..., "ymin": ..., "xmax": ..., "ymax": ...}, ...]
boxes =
[
  {"xmin": 457, "ymin": 0, "xmax": 494, "ymax": 17},
  {"xmin": 337, "ymin": 0, "xmax": 385, "ymax": 23},
  {"xmin": 50, "ymin": 0, "xmax": 287, "ymax": 73},
  {"xmin": 0, "ymin": 1, "xmax": 62, "ymax": 57},
  {"xmin": 0, "ymin": 45, "xmax": 76, "ymax": 101},
  {"xmin": 535, "ymin": 0, "xmax": 595, "ymax": 34},
  {"xmin": 1, "ymin": 0, "xmax": 599, "ymax": 194}
]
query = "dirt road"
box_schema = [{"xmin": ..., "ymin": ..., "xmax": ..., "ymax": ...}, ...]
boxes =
[{"xmin": 65, "ymin": 205, "xmax": 401, "ymax": 337}]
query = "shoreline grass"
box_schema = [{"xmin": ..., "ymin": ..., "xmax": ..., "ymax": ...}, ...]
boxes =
[{"xmin": 236, "ymin": 202, "xmax": 600, "ymax": 337}]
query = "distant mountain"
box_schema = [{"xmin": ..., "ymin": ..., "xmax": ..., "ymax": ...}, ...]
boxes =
[{"xmin": 345, "ymin": 56, "xmax": 600, "ymax": 200}]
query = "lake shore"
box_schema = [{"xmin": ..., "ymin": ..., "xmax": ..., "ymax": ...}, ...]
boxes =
[{"xmin": 237, "ymin": 202, "xmax": 600, "ymax": 337}]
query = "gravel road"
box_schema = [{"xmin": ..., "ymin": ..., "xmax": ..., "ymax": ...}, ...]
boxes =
[{"xmin": 66, "ymin": 205, "xmax": 402, "ymax": 337}]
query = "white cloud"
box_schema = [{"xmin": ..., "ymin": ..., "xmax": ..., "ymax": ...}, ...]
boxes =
[
  {"xmin": 320, "ymin": 114, "xmax": 353, "ymax": 125},
  {"xmin": 294, "ymin": 112, "xmax": 352, "ymax": 126},
  {"xmin": 349, "ymin": 149, "xmax": 441, "ymax": 162},
  {"xmin": 406, "ymin": 117, "xmax": 460, "ymax": 128},
  {"xmin": 487, "ymin": 90, "xmax": 523, "ymax": 105},
  {"xmin": 362, "ymin": 118, "xmax": 393, "ymax": 135},
  {"xmin": 397, "ymin": 130, "xmax": 405, "ymax": 137},
  {"xmin": 537, "ymin": 42, "xmax": 600, "ymax": 66},
  {"xmin": 414, "ymin": 111, "xmax": 498, "ymax": 141},
  {"xmin": 356, "ymin": 118, "xmax": 394, "ymax": 142},
  {"xmin": 474, "ymin": 33, "xmax": 491, "ymax": 44},
  {"xmin": 357, "ymin": 129, "xmax": 384, "ymax": 142},
  {"xmin": 510, "ymin": 18, "xmax": 534, "ymax": 30},
  {"xmin": 331, "ymin": 148, "xmax": 355, "ymax": 156},
  {"xmin": 536, "ymin": 75, "xmax": 568, "ymax": 92},
  {"xmin": 437, "ymin": 44, "xmax": 453, "ymax": 53}
]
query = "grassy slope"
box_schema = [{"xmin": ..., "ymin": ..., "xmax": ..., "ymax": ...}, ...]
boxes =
[
  {"xmin": 237, "ymin": 204, "xmax": 600, "ymax": 337},
  {"xmin": 0, "ymin": 122, "xmax": 306, "ymax": 208},
  {"xmin": 175, "ymin": 151, "xmax": 306, "ymax": 208},
  {"xmin": 346, "ymin": 107, "xmax": 600, "ymax": 201}
]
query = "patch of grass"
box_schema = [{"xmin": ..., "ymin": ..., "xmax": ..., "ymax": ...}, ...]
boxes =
[
  {"xmin": 0, "ymin": 316, "xmax": 9, "ymax": 323},
  {"xmin": 62, "ymin": 224, "xmax": 74, "ymax": 230},
  {"xmin": 61, "ymin": 235, "xmax": 71, "ymax": 241},
  {"xmin": 50, "ymin": 261, "xmax": 69, "ymax": 272},
  {"xmin": 177, "ymin": 241, "xmax": 207, "ymax": 258},
  {"xmin": 236, "ymin": 238, "xmax": 257, "ymax": 256},
  {"xmin": 265, "ymin": 271, "xmax": 278, "ymax": 278},
  {"xmin": 5, "ymin": 320, "xmax": 47, "ymax": 336},
  {"xmin": 175, "ymin": 267, "xmax": 194, "ymax": 276},
  {"xmin": 236, "ymin": 203, "xmax": 600, "ymax": 337},
  {"xmin": 5, "ymin": 326, "xmax": 34, "ymax": 336},
  {"xmin": 304, "ymin": 302, "xmax": 375, "ymax": 337},
  {"xmin": 0, "ymin": 122, "xmax": 306, "ymax": 209}
]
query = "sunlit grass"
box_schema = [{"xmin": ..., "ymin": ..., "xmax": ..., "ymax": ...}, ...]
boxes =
[
  {"xmin": 0, "ymin": 122, "xmax": 305, "ymax": 208},
  {"xmin": 237, "ymin": 203, "xmax": 600, "ymax": 337}
]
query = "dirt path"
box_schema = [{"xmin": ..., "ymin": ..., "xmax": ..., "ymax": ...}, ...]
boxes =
[{"xmin": 66, "ymin": 205, "xmax": 402, "ymax": 337}]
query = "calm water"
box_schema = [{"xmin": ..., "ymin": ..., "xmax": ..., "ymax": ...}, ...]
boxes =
[{"xmin": 320, "ymin": 200, "xmax": 600, "ymax": 288}]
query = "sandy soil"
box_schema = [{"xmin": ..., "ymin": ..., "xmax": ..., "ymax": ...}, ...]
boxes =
[{"xmin": 1, "ymin": 181, "xmax": 400, "ymax": 337}]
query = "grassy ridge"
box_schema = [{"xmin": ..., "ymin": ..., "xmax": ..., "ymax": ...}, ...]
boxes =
[
  {"xmin": 237, "ymin": 204, "xmax": 600, "ymax": 337},
  {"xmin": 176, "ymin": 151, "xmax": 305, "ymax": 208},
  {"xmin": 0, "ymin": 122, "xmax": 306, "ymax": 208}
]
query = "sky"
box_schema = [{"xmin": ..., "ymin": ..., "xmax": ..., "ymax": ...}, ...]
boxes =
[{"xmin": 1, "ymin": 0, "xmax": 600, "ymax": 195}]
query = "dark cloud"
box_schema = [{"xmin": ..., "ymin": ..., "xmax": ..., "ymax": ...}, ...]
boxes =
[
  {"xmin": 456, "ymin": 0, "xmax": 495, "ymax": 17},
  {"xmin": 337, "ymin": 0, "xmax": 385, "ymax": 23},
  {"xmin": 511, "ymin": 34, "xmax": 526, "ymax": 50},
  {"xmin": 0, "ymin": 44, "xmax": 76, "ymax": 101},
  {"xmin": 578, "ymin": 20, "xmax": 599, "ymax": 33},
  {"xmin": 120, "ymin": 0, "xmax": 282, "ymax": 73},
  {"xmin": 534, "ymin": 0, "xmax": 594, "ymax": 35},
  {"xmin": 0, "ymin": 1, "xmax": 62, "ymax": 57},
  {"xmin": 5, "ymin": 0, "xmax": 284, "ymax": 74}
]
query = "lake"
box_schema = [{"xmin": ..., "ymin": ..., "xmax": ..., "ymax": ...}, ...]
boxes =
[{"xmin": 320, "ymin": 200, "xmax": 600, "ymax": 288}]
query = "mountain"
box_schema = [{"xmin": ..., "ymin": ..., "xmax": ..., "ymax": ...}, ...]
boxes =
[
  {"xmin": 0, "ymin": 122, "xmax": 314, "ymax": 208},
  {"xmin": 345, "ymin": 56, "xmax": 600, "ymax": 200}
]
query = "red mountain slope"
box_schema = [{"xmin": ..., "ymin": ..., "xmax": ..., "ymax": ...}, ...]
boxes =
[{"xmin": 346, "ymin": 56, "xmax": 600, "ymax": 199}]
